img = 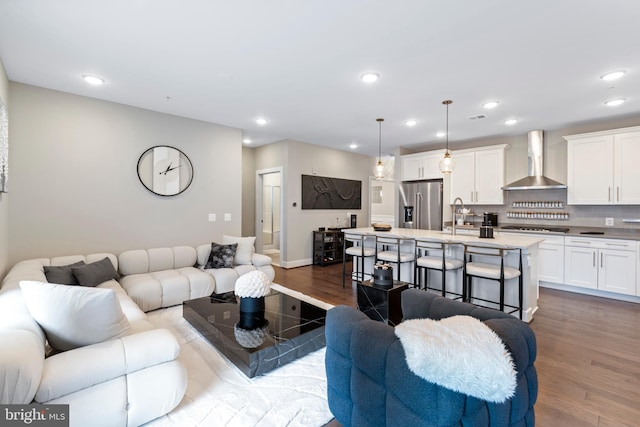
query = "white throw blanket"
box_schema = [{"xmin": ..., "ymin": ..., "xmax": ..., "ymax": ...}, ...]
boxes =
[
  {"xmin": 144, "ymin": 285, "xmax": 334, "ymax": 426},
  {"xmin": 394, "ymin": 315, "xmax": 516, "ymax": 403}
]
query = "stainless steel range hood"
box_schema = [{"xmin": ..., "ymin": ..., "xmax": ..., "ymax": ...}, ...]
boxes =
[{"xmin": 502, "ymin": 130, "xmax": 567, "ymax": 190}]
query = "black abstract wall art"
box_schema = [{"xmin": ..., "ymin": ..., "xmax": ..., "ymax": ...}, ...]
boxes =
[{"xmin": 301, "ymin": 174, "xmax": 361, "ymax": 210}]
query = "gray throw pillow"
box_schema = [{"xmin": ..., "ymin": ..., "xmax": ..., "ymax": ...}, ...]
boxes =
[
  {"xmin": 71, "ymin": 257, "xmax": 120, "ymax": 287},
  {"xmin": 43, "ymin": 261, "xmax": 85, "ymax": 285},
  {"xmin": 205, "ymin": 243, "xmax": 238, "ymax": 269}
]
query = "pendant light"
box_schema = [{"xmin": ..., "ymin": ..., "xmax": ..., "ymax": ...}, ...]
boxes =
[
  {"xmin": 439, "ymin": 100, "xmax": 455, "ymax": 173},
  {"xmin": 374, "ymin": 118, "xmax": 385, "ymax": 179}
]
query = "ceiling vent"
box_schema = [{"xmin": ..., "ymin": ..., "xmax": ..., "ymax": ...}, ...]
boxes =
[{"xmin": 468, "ymin": 114, "xmax": 487, "ymax": 120}]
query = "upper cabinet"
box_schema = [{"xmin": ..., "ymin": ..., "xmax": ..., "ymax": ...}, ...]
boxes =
[
  {"xmin": 449, "ymin": 145, "xmax": 506, "ymax": 205},
  {"xmin": 400, "ymin": 150, "xmax": 445, "ymax": 181},
  {"xmin": 565, "ymin": 127, "xmax": 640, "ymax": 205}
]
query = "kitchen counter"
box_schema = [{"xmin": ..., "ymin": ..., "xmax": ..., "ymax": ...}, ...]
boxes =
[
  {"xmin": 442, "ymin": 221, "xmax": 640, "ymax": 240},
  {"xmin": 344, "ymin": 227, "xmax": 542, "ymax": 322},
  {"xmin": 497, "ymin": 223, "xmax": 640, "ymax": 240}
]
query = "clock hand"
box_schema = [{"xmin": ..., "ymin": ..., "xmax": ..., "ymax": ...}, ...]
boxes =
[{"xmin": 166, "ymin": 165, "xmax": 182, "ymax": 172}]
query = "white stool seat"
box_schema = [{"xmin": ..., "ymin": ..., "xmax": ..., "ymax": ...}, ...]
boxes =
[
  {"xmin": 377, "ymin": 251, "xmax": 415, "ymax": 263},
  {"xmin": 466, "ymin": 262, "xmax": 521, "ymax": 280},
  {"xmin": 417, "ymin": 256, "xmax": 463, "ymax": 270},
  {"xmin": 346, "ymin": 247, "xmax": 376, "ymax": 257}
]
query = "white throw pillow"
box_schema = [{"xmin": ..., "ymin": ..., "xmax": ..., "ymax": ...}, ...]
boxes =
[
  {"xmin": 222, "ymin": 235, "xmax": 256, "ymax": 265},
  {"xmin": 394, "ymin": 315, "xmax": 516, "ymax": 403},
  {"xmin": 19, "ymin": 281, "xmax": 131, "ymax": 352}
]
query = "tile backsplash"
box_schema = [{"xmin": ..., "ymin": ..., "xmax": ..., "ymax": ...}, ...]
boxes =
[{"xmin": 465, "ymin": 189, "xmax": 640, "ymax": 229}]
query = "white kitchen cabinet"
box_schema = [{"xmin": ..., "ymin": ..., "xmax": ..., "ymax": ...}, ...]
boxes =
[
  {"xmin": 449, "ymin": 145, "xmax": 506, "ymax": 205},
  {"xmin": 401, "ymin": 150, "xmax": 445, "ymax": 181},
  {"xmin": 537, "ymin": 235, "xmax": 565, "ymax": 284},
  {"xmin": 564, "ymin": 245, "xmax": 598, "ymax": 289},
  {"xmin": 564, "ymin": 237, "xmax": 636, "ymax": 295},
  {"xmin": 565, "ymin": 127, "xmax": 640, "ymax": 205}
]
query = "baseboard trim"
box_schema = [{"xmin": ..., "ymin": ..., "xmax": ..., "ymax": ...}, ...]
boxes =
[
  {"xmin": 540, "ymin": 281, "xmax": 640, "ymax": 303},
  {"xmin": 279, "ymin": 258, "xmax": 313, "ymax": 269}
]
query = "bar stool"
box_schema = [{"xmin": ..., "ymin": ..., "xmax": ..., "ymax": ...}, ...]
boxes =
[
  {"xmin": 342, "ymin": 233, "xmax": 376, "ymax": 288},
  {"xmin": 375, "ymin": 235, "xmax": 416, "ymax": 285},
  {"xmin": 462, "ymin": 243, "xmax": 523, "ymax": 319},
  {"xmin": 414, "ymin": 238, "xmax": 463, "ymax": 298}
]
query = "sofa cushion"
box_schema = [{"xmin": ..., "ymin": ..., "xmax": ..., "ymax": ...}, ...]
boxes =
[
  {"xmin": 223, "ymin": 235, "xmax": 256, "ymax": 265},
  {"xmin": 43, "ymin": 261, "xmax": 85, "ymax": 285},
  {"xmin": 205, "ymin": 243, "xmax": 237, "ymax": 269},
  {"xmin": 0, "ymin": 329, "xmax": 45, "ymax": 404},
  {"xmin": 71, "ymin": 257, "xmax": 120, "ymax": 287},
  {"xmin": 205, "ymin": 268, "xmax": 239, "ymax": 294},
  {"xmin": 19, "ymin": 281, "xmax": 131, "ymax": 352}
]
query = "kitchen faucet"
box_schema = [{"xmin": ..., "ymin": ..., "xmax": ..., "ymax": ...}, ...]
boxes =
[{"xmin": 452, "ymin": 197, "xmax": 465, "ymax": 236}]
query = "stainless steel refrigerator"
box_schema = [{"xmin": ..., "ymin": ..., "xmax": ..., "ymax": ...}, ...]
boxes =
[{"xmin": 398, "ymin": 179, "xmax": 443, "ymax": 230}]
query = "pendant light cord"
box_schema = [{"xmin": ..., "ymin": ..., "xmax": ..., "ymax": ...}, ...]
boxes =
[
  {"xmin": 377, "ymin": 118, "xmax": 384, "ymax": 161},
  {"xmin": 443, "ymin": 100, "xmax": 452, "ymax": 153}
]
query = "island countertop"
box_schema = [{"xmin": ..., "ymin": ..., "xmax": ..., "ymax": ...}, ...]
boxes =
[
  {"xmin": 343, "ymin": 227, "xmax": 542, "ymax": 322},
  {"xmin": 344, "ymin": 227, "xmax": 544, "ymax": 248}
]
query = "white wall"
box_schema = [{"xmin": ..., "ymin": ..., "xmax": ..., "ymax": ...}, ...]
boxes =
[
  {"xmin": 0, "ymin": 57, "xmax": 9, "ymax": 278},
  {"xmin": 8, "ymin": 83, "xmax": 243, "ymax": 265},
  {"xmin": 241, "ymin": 146, "xmax": 256, "ymax": 237},
  {"xmin": 252, "ymin": 139, "xmax": 372, "ymax": 268}
]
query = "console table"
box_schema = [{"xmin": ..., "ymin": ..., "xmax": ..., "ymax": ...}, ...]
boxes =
[{"xmin": 312, "ymin": 229, "xmax": 346, "ymax": 266}]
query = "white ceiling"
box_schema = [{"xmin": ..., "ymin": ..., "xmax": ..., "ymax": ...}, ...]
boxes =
[{"xmin": 1, "ymin": 0, "xmax": 639, "ymax": 157}]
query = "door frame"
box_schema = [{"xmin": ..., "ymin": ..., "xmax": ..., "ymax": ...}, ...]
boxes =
[{"xmin": 255, "ymin": 167, "xmax": 284, "ymax": 256}]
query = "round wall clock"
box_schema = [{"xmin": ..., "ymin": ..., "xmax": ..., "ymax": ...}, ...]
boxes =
[{"xmin": 137, "ymin": 145, "xmax": 194, "ymax": 196}]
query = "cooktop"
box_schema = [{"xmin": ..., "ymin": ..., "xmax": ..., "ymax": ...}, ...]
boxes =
[{"xmin": 500, "ymin": 225, "xmax": 570, "ymax": 233}]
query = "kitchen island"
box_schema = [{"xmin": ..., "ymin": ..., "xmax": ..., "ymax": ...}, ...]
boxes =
[{"xmin": 344, "ymin": 227, "xmax": 543, "ymax": 322}]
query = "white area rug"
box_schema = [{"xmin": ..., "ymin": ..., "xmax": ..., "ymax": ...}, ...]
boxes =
[{"xmin": 144, "ymin": 285, "xmax": 334, "ymax": 427}]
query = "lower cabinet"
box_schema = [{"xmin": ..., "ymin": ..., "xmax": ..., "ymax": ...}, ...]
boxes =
[
  {"xmin": 537, "ymin": 237, "xmax": 565, "ymax": 284},
  {"xmin": 564, "ymin": 237, "xmax": 637, "ymax": 296}
]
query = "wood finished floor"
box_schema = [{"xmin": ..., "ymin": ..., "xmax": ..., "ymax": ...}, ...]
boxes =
[{"xmin": 274, "ymin": 261, "xmax": 640, "ymax": 427}]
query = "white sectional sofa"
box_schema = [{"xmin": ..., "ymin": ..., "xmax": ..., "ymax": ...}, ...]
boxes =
[{"xmin": 0, "ymin": 239, "xmax": 275, "ymax": 427}]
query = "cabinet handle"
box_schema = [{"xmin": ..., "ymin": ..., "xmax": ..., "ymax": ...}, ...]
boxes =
[
  {"xmin": 617, "ymin": 186, "xmax": 620, "ymax": 202},
  {"xmin": 608, "ymin": 187, "xmax": 611, "ymax": 202},
  {"xmin": 593, "ymin": 252, "xmax": 596, "ymax": 267},
  {"xmin": 475, "ymin": 191, "xmax": 478, "ymax": 202},
  {"xmin": 470, "ymin": 191, "xmax": 474, "ymax": 201},
  {"xmin": 600, "ymin": 252, "xmax": 603, "ymax": 268},
  {"xmin": 606, "ymin": 242, "xmax": 628, "ymax": 247},
  {"xmin": 570, "ymin": 240, "xmax": 591, "ymax": 244}
]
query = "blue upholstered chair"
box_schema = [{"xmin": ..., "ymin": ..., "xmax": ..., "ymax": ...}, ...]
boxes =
[{"xmin": 325, "ymin": 289, "xmax": 537, "ymax": 427}]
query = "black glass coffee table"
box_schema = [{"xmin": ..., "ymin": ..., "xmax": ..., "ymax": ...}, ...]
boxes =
[{"xmin": 183, "ymin": 290, "xmax": 327, "ymax": 378}]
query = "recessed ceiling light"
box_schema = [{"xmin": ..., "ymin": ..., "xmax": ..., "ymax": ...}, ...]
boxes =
[
  {"xmin": 600, "ymin": 70, "xmax": 627, "ymax": 81},
  {"xmin": 255, "ymin": 117, "xmax": 269, "ymax": 125},
  {"xmin": 349, "ymin": 142, "xmax": 358, "ymax": 149},
  {"xmin": 243, "ymin": 138, "xmax": 252, "ymax": 144},
  {"xmin": 504, "ymin": 119, "xmax": 518, "ymax": 125},
  {"xmin": 436, "ymin": 131, "xmax": 446, "ymax": 138},
  {"xmin": 81, "ymin": 74, "xmax": 105, "ymax": 85},
  {"xmin": 605, "ymin": 98, "xmax": 626, "ymax": 107},
  {"xmin": 360, "ymin": 72, "xmax": 379, "ymax": 83},
  {"xmin": 404, "ymin": 119, "xmax": 418, "ymax": 127},
  {"xmin": 482, "ymin": 100, "xmax": 499, "ymax": 109}
]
